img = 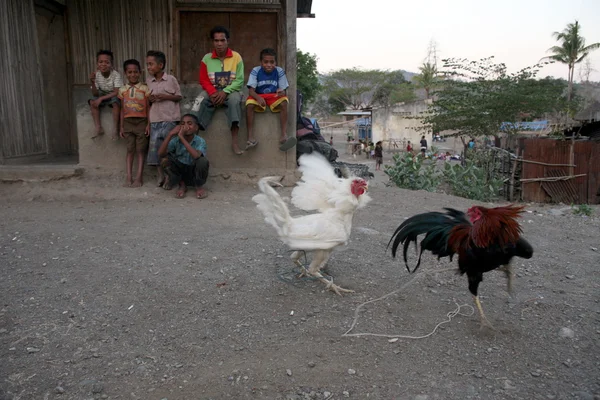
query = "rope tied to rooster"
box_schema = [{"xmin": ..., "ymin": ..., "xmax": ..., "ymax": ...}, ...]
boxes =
[{"xmin": 342, "ymin": 267, "xmax": 475, "ymax": 340}]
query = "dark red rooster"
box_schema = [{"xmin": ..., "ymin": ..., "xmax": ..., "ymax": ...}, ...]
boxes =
[{"xmin": 388, "ymin": 205, "xmax": 534, "ymax": 329}]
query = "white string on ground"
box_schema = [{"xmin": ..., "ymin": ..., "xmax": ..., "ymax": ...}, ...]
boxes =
[{"xmin": 342, "ymin": 267, "xmax": 474, "ymax": 340}]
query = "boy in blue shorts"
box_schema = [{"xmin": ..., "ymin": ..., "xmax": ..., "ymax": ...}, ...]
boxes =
[{"xmin": 245, "ymin": 48, "xmax": 296, "ymax": 152}]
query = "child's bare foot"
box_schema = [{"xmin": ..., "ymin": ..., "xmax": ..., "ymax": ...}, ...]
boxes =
[
  {"xmin": 92, "ymin": 127, "xmax": 104, "ymax": 138},
  {"xmin": 196, "ymin": 188, "xmax": 208, "ymax": 199},
  {"xmin": 175, "ymin": 183, "xmax": 187, "ymax": 199},
  {"xmin": 131, "ymin": 179, "xmax": 143, "ymax": 188},
  {"xmin": 122, "ymin": 180, "xmax": 132, "ymax": 187},
  {"xmin": 232, "ymin": 143, "xmax": 244, "ymax": 155},
  {"xmin": 111, "ymin": 132, "xmax": 119, "ymax": 141}
]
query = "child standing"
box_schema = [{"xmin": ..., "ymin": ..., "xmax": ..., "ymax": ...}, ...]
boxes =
[
  {"xmin": 118, "ymin": 59, "xmax": 151, "ymax": 187},
  {"xmin": 89, "ymin": 50, "xmax": 122, "ymax": 139},
  {"xmin": 245, "ymin": 48, "xmax": 296, "ymax": 152},
  {"xmin": 146, "ymin": 50, "xmax": 182, "ymax": 187}
]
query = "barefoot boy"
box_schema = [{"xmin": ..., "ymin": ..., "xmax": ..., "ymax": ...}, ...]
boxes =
[
  {"xmin": 118, "ymin": 59, "xmax": 150, "ymax": 187},
  {"xmin": 89, "ymin": 50, "xmax": 122, "ymax": 139},
  {"xmin": 146, "ymin": 50, "xmax": 182, "ymax": 187},
  {"xmin": 245, "ymin": 48, "xmax": 296, "ymax": 152}
]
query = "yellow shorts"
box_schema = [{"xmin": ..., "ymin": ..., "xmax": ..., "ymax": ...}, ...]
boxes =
[{"xmin": 245, "ymin": 94, "xmax": 288, "ymax": 113}]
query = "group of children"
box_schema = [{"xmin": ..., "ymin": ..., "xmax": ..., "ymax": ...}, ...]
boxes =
[
  {"xmin": 89, "ymin": 29, "xmax": 292, "ymax": 191},
  {"xmin": 89, "ymin": 49, "xmax": 182, "ymax": 188}
]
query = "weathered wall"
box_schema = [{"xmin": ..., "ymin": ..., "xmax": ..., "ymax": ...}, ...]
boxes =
[
  {"xmin": 520, "ymin": 137, "xmax": 600, "ymax": 204},
  {"xmin": 0, "ymin": 0, "xmax": 47, "ymax": 161},
  {"xmin": 372, "ymin": 100, "xmax": 432, "ymax": 146},
  {"xmin": 67, "ymin": 0, "xmax": 172, "ymax": 83}
]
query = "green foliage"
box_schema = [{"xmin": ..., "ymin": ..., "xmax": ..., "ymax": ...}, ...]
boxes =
[
  {"xmin": 422, "ymin": 57, "xmax": 570, "ymax": 140},
  {"xmin": 385, "ymin": 147, "xmax": 504, "ymax": 202},
  {"xmin": 571, "ymin": 203, "xmax": 593, "ymax": 216},
  {"xmin": 384, "ymin": 153, "xmax": 440, "ymax": 191},
  {"xmin": 442, "ymin": 160, "xmax": 503, "ymax": 202},
  {"xmin": 322, "ymin": 68, "xmax": 415, "ymax": 110},
  {"xmin": 297, "ymin": 50, "xmax": 321, "ymax": 104}
]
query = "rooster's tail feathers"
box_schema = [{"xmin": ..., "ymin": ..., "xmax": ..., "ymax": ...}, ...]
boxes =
[
  {"xmin": 252, "ymin": 177, "xmax": 292, "ymax": 238},
  {"xmin": 388, "ymin": 209, "xmax": 468, "ymax": 273}
]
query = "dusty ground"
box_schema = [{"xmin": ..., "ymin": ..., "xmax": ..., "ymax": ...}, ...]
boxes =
[{"xmin": 1, "ymin": 144, "xmax": 599, "ymax": 400}]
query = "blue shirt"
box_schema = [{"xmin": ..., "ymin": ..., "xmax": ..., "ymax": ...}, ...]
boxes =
[
  {"xmin": 167, "ymin": 135, "xmax": 207, "ymax": 165},
  {"xmin": 246, "ymin": 66, "xmax": 289, "ymax": 94}
]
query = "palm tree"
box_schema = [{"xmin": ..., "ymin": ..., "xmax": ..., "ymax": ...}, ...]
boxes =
[
  {"xmin": 412, "ymin": 62, "xmax": 439, "ymax": 99},
  {"xmin": 543, "ymin": 21, "xmax": 600, "ymax": 101}
]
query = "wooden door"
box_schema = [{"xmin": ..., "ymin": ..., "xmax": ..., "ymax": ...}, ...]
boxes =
[
  {"xmin": 178, "ymin": 11, "xmax": 278, "ymax": 85},
  {"xmin": 35, "ymin": 3, "xmax": 75, "ymax": 156}
]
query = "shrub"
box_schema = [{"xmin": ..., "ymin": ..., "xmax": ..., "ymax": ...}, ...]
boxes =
[
  {"xmin": 442, "ymin": 160, "xmax": 503, "ymax": 202},
  {"xmin": 571, "ymin": 204, "xmax": 593, "ymax": 216},
  {"xmin": 384, "ymin": 153, "xmax": 440, "ymax": 192}
]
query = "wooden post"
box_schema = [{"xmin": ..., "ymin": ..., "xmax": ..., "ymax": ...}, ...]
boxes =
[{"xmin": 509, "ymin": 149, "xmax": 519, "ymax": 202}]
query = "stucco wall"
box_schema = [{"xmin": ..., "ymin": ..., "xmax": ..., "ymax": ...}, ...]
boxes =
[
  {"xmin": 372, "ymin": 100, "xmax": 432, "ymax": 147},
  {"xmin": 74, "ymin": 84, "xmax": 296, "ymax": 178}
]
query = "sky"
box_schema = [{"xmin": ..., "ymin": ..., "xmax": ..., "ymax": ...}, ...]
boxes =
[{"xmin": 297, "ymin": 0, "xmax": 600, "ymax": 82}]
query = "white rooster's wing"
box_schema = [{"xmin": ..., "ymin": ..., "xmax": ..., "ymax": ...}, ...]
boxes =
[
  {"xmin": 291, "ymin": 153, "xmax": 345, "ymax": 212},
  {"xmin": 284, "ymin": 213, "xmax": 349, "ymax": 250}
]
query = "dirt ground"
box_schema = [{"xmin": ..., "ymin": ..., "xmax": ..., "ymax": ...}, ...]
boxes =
[{"xmin": 1, "ymin": 144, "xmax": 599, "ymax": 400}]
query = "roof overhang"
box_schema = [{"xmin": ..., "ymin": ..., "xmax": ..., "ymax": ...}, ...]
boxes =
[{"xmin": 297, "ymin": 0, "xmax": 315, "ymax": 18}]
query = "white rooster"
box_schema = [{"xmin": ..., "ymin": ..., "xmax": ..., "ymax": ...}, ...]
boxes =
[{"xmin": 252, "ymin": 153, "xmax": 371, "ymax": 295}]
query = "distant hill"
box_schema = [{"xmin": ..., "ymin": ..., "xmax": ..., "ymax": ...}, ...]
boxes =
[{"xmin": 401, "ymin": 70, "xmax": 418, "ymax": 81}]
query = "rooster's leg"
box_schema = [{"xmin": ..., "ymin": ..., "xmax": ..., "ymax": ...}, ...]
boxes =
[
  {"xmin": 473, "ymin": 295, "xmax": 494, "ymax": 330},
  {"xmin": 498, "ymin": 264, "xmax": 514, "ymax": 295},
  {"xmin": 468, "ymin": 272, "xmax": 494, "ymax": 330},
  {"xmin": 291, "ymin": 251, "xmax": 309, "ymax": 277},
  {"xmin": 308, "ymin": 250, "xmax": 354, "ymax": 296}
]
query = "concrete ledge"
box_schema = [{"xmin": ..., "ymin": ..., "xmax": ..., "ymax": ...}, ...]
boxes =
[
  {"xmin": 74, "ymin": 85, "xmax": 296, "ymax": 176},
  {"xmin": 0, "ymin": 164, "xmax": 84, "ymax": 183}
]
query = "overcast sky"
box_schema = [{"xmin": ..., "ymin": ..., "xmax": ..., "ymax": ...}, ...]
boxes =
[{"xmin": 297, "ymin": 0, "xmax": 600, "ymax": 81}]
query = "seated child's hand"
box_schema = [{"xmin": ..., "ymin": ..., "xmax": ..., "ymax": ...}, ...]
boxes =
[
  {"xmin": 276, "ymin": 90, "xmax": 285, "ymax": 98},
  {"xmin": 120, "ymin": 129, "xmax": 125, "ymax": 139},
  {"xmin": 258, "ymin": 98, "xmax": 267, "ymax": 107},
  {"xmin": 89, "ymin": 72, "xmax": 96, "ymax": 82}
]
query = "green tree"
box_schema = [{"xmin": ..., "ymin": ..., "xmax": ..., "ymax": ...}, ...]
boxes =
[
  {"xmin": 542, "ymin": 20, "xmax": 600, "ymax": 101},
  {"xmin": 422, "ymin": 57, "xmax": 570, "ymax": 148},
  {"xmin": 412, "ymin": 62, "xmax": 440, "ymax": 99},
  {"xmin": 296, "ymin": 50, "xmax": 321, "ymax": 104},
  {"xmin": 322, "ymin": 68, "xmax": 415, "ymax": 110}
]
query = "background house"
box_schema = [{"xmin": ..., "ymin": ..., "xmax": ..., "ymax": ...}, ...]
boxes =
[
  {"xmin": 0, "ymin": 0, "xmax": 314, "ymax": 178},
  {"xmin": 371, "ymin": 99, "xmax": 432, "ymax": 150}
]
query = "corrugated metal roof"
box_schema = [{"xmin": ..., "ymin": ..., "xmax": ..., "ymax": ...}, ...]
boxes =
[
  {"xmin": 338, "ymin": 111, "xmax": 371, "ymax": 116},
  {"xmin": 500, "ymin": 121, "xmax": 549, "ymax": 131}
]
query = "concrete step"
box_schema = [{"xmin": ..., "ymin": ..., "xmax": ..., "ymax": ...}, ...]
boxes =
[{"xmin": 0, "ymin": 164, "xmax": 84, "ymax": 182}]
